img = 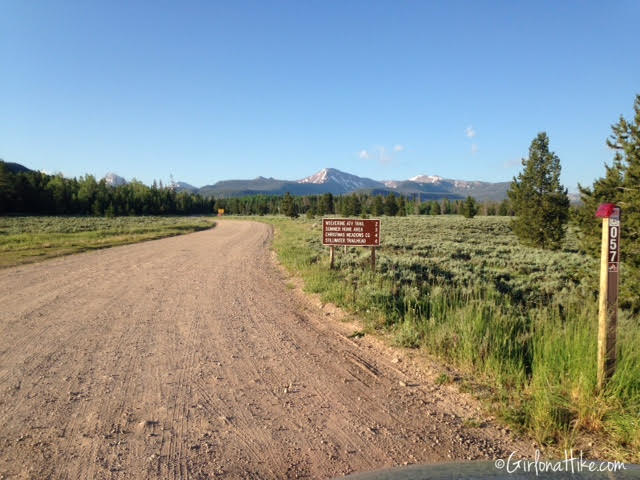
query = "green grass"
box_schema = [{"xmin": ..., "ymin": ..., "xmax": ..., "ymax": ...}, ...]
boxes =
[
  {"xmin": 250, "ymin": 215, "xmax": 639, "ymax": 462},
  {"xmin": 0, "ymin": 216, "xmax": 216, "ymax": 268}
]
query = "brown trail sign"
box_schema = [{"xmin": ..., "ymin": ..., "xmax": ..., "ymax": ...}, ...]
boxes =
[
  {"xmin": 322, "ymin": 218, "xmax": 380, "ymax": 270},
  {"xmin": 322, "ymin": 218, "xmax": 380, "ymax": 247}
]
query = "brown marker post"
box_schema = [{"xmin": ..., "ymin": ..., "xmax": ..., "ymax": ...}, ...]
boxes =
[
  {"xmin": 596, "ymin": 203, "xmax": 621, "ymax": 391},
  {"xmin": 329, "ymin": 246, "xmax": 335, "ymax": 269},
  {"xmin": 370, "ymin": 247, "xmax": 376, "ymax": 271}
]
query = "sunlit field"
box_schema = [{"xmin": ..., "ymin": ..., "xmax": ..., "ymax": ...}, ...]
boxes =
[
  {"xmin": 0, "ymin": 216, "xmax": 216, "ymax": 268},
  {"xmin": 252, "ymin": 215, "xmax": 639, "ymax": 461}
]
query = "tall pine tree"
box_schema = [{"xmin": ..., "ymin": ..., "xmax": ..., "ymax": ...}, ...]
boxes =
[
  {"xmin": 282, "ymin": 192, "xmax": 298, "ymax": 218},
  {"xmin": 508, "ymin": 132, "xmax": 569, "ymax": 249},
  {"xmin": 462, "ymin": 196, "xmax": 478, "ymax": 218},
  {"xmin": 383, "ymin": 194, "xmax": 399, "ymax": 216},
  {"xmin": 397, "ymin": 196, "xmax": 407, "ymax": 216},
  {"xmin": 318, "ymin": 193, "xmax": 334, "ymax": 215},
  {"xmin": 576, "ymin": 94, "xmax": 640, "ymax": 311},
  {"xmin": 372, "ymin": 195, "xmax": 384, "ymax": 216}
]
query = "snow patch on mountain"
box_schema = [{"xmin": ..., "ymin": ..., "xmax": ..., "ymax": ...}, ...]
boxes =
[
  {"xmin": 174, "ymin": 181, "xmax": 198, "ymax": 192},
  {"xmin": 299, "ymin": 168, "xmax": 329, "ymax": 184},
  {"xmin": 409, "ymin": 174, "xmax": 443, "ymax": 184},
  {"xmin": 103, "ymin": 173, "xmax": 127, "ymax": 186},
  {"xmin": 298, "ymin": 168, "xmax": 383, "ymax": 191}
]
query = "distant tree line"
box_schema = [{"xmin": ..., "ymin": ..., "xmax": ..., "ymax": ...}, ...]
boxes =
[
  {"xmin": 0, "ymin": 165, "xmax": 515, "ymax": 219},
  {"xmin": 0, "ymin": 165, "xmax": 214, "ymax": 216},
  {"xmin": 214, "ymin": 191, "xmax": 514, "ymax": 218}
]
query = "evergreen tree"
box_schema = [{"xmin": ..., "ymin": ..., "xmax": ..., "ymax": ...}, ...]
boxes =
[
  {"xmin": 397, "ymin": 196, "xmax": 407, "ymax": 216},
  {"xmin": 339, "ymin": 196, "xmax": 351, "ymax": 216},
  {"xmin": 282, "ymin": 192, "xmax": 298, "ymax": 218},
  {"xmin": 430, "ymin": 200, "xmax": 441, "ymax": 215},
  {"xmin": 462, "ymin": 196, "xmax": 479, "ymax": 218},
  {"xmin": 318, "ymin": 193, "xmax": 334, "ymax": 215},
  {"xmin": 372, "ymin": 195, "xmax": 384, "ymax": 216},
  {"xmin": 383, "ymin": 194, "xmax": 399, "ymax": 216},
  {"xmin": 105, "ymin": 202, "xmax": 116, "ymax": 218},
  {"xmin": 575, "ymin": 159, "xmax": 624, "ymax": 256},
  {"xmin": 413, "ymin": 197, "xmax": 422, "ymax": 215},
  {"xmin": 346, "ymin": 194, "xmax": 361, "ymax": 216},
  {"xmin": 498, "ymin": 199, "xmax": 511, "ymax": 216},
  {"xmin": 508, "ymin": 132, "xmax": 569, "ymax": 249},
  {"xmin": 360, "ymin": 195, "xmax": 369, "ymax": 216},
  {"xmin": 576, "ymin": 94, "xmax": 640, "ymax": 311},
  {"xmin": 0, "ymin": 162, "xmax": 13, "ymax": 213},
  {"xmin": 441, "ymin": 198, "xmax": 452, "ymax": 215}
]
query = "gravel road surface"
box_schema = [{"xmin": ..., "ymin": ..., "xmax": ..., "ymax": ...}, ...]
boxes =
[{"xmin": 0, "ymin": 221, "xmax": 530, "ymax": 479}]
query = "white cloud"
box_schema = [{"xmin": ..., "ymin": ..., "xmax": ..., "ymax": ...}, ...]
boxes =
[
  {"xmin": 471, "ymin": 143, "xmax": 479, "ymax": 154},
  {"xmin": 358, "ymin": 149, "xmax": 369, "ymax": 159},
  {"xmin": 393, "ymin": 144, "xmax": 405, "ymax": 152},
  {"xmin": 465, "ymin": 126, "xmax": 476, "ymax": 138}
]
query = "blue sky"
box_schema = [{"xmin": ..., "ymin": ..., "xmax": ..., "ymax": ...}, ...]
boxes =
[{"xmin": 1, "ymin": 1, "xmax": 638, "ymax": 191}]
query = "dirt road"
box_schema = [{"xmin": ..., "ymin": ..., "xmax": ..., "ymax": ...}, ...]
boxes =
[{"xmin": 0, "ymin": 221, "xmax": 529, "ymax": 479}]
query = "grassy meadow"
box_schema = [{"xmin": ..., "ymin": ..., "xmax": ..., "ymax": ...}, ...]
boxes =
[
  {"xmin": 0, "ymin": 216, "xmax": 216, "ymax": 268},
  {"xmin": 254, "ymin": 215, "xmax": 639, "ymax": 461}
]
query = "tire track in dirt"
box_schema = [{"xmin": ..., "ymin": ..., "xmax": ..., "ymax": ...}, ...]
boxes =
[{"xmin": 0, "ymin": 221, "xmax": 532, "ymax": 479}]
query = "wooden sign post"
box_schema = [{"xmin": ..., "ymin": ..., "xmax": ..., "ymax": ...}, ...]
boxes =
[
  {"xmin": 371, "ymin": 246, "xmax": 376, "ymax": 271},
  {"xmin": 322, "ymin": 218, "xmax": 380, "ymax": 271},
  {"xmin": 595, "ymin": 203, "xmax": 621, "ymax": 391}
]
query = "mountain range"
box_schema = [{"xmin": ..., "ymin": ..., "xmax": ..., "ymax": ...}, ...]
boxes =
[
  {"xmin": 4, "ymin": 162, "xmax": 514, "ymax": 202},
  {"xmin": 195, "ymin": 168, "xmax": 512, "ymax": 202}
]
